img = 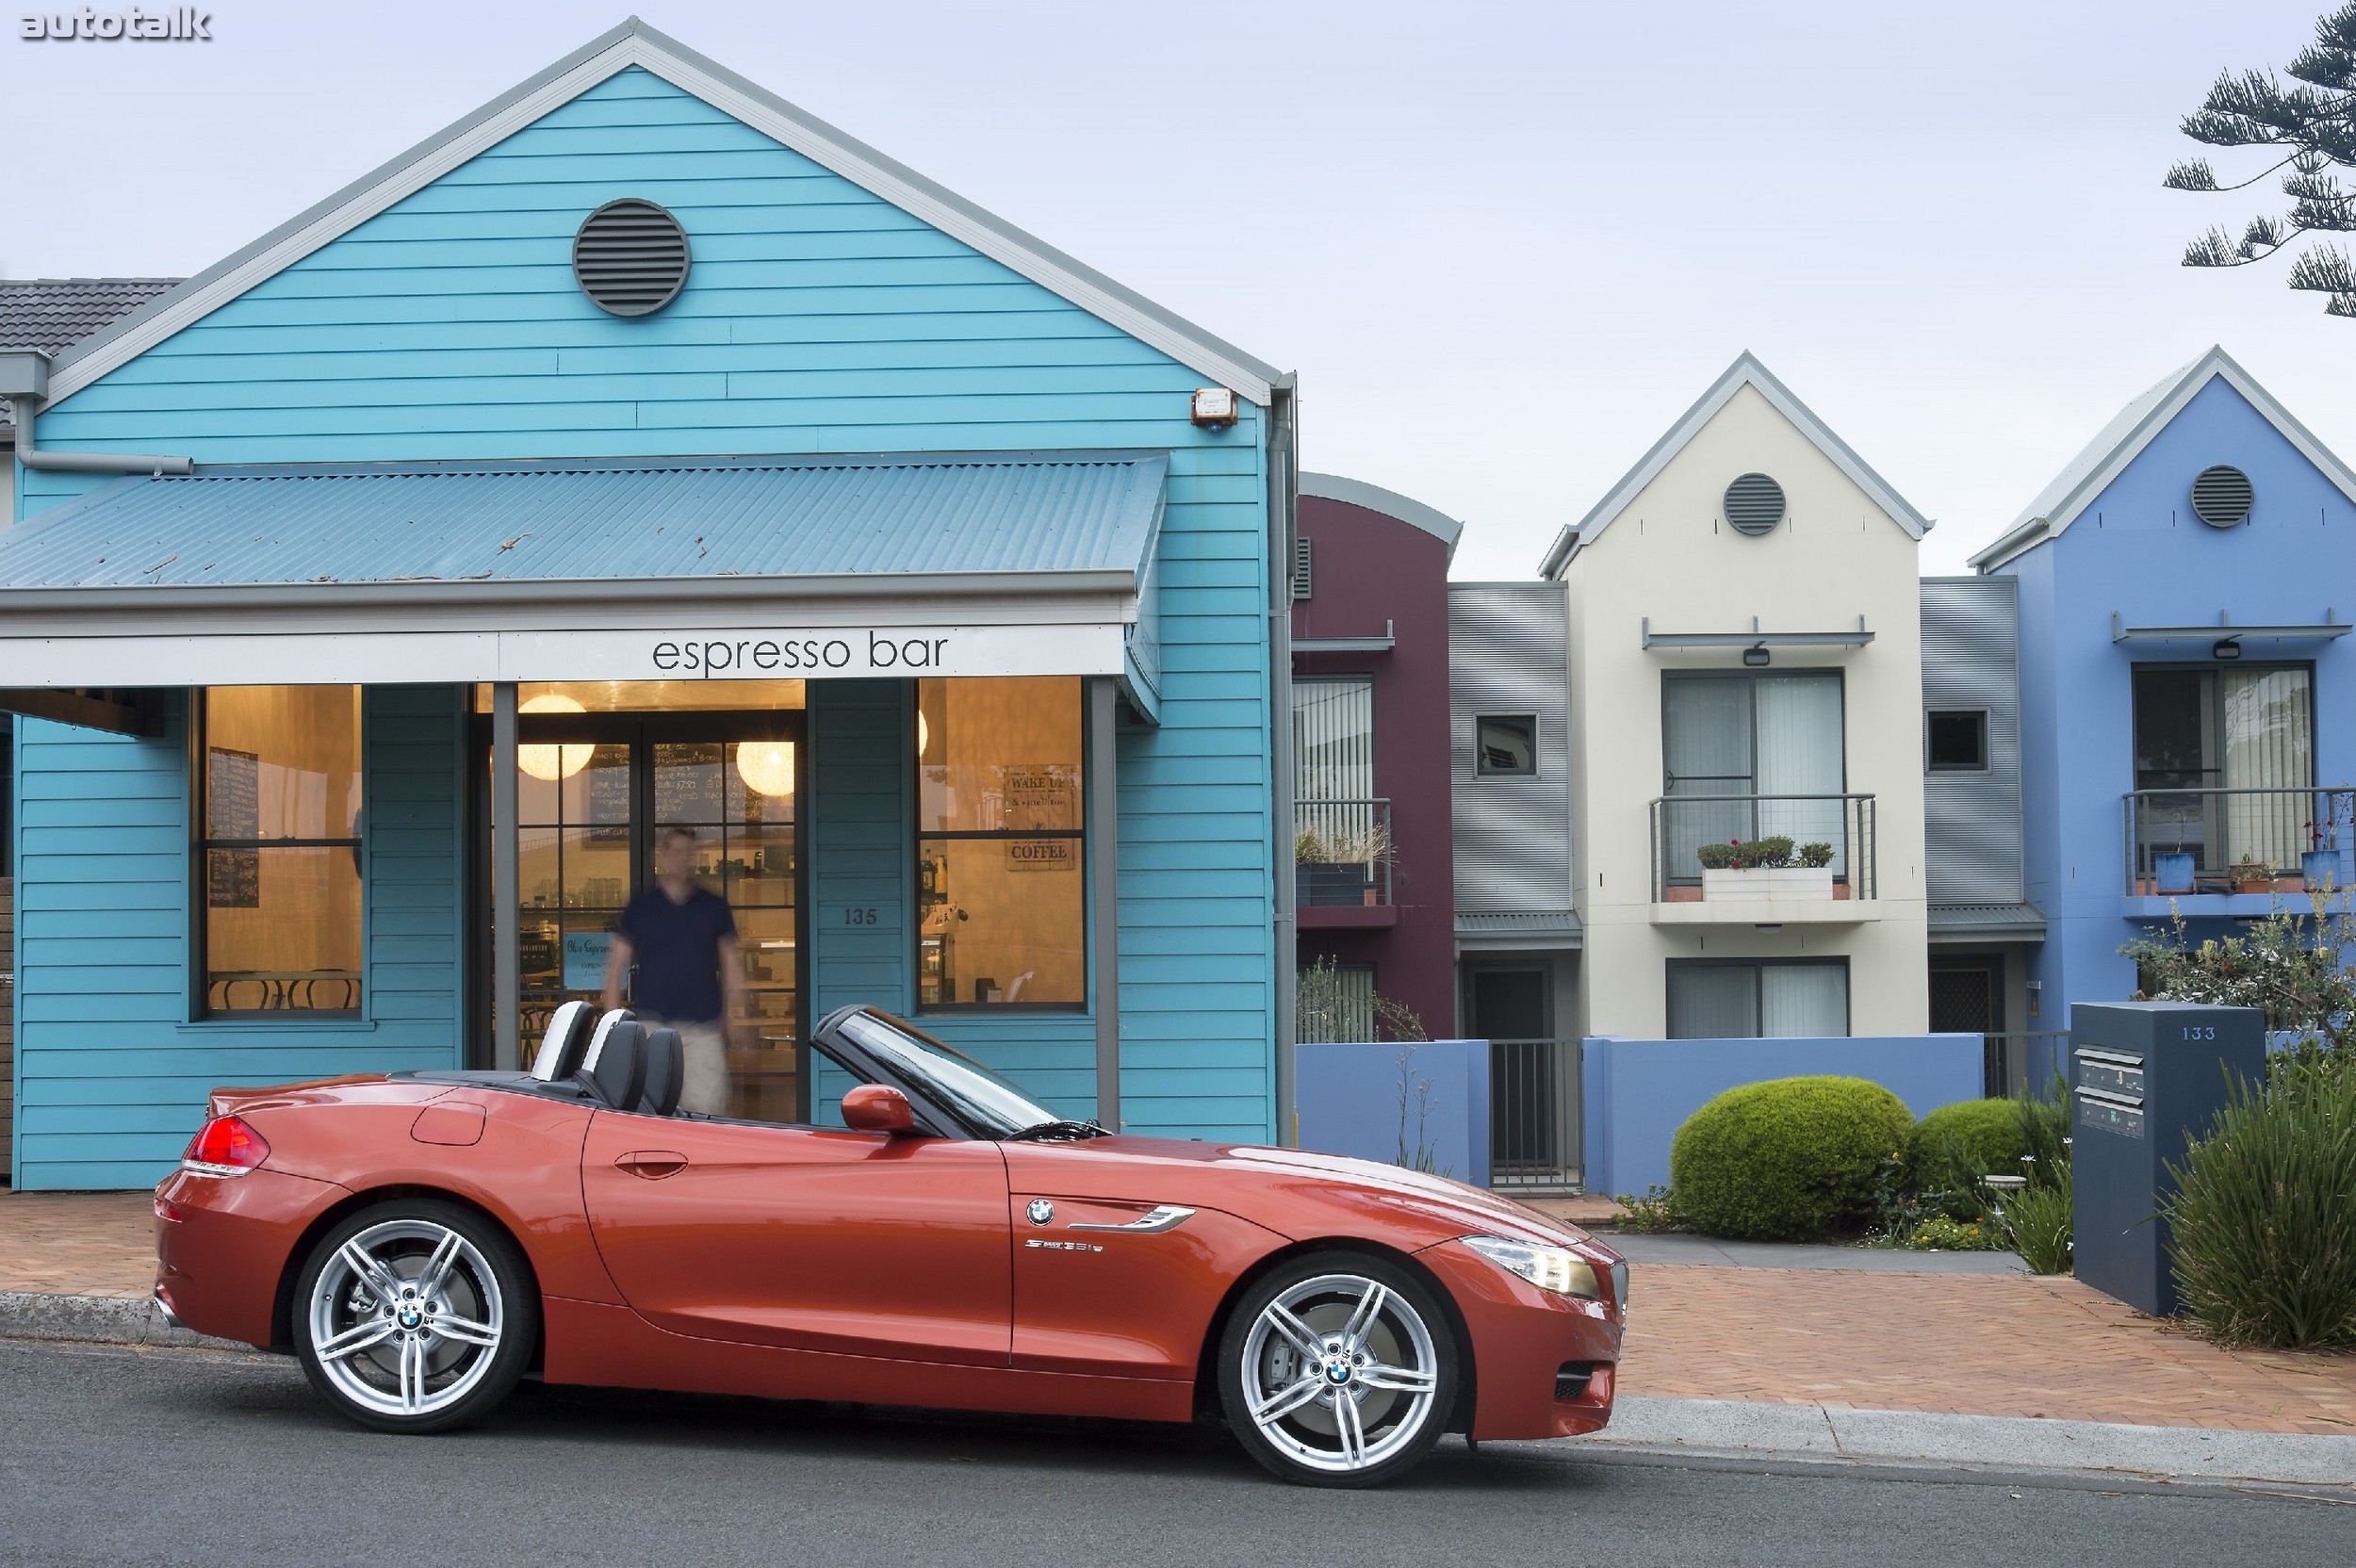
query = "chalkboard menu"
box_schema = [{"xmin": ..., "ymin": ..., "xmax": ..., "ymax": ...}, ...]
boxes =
[{"xmin": 207, "ymin": 746, "xmax": 260, "ymax": 908}]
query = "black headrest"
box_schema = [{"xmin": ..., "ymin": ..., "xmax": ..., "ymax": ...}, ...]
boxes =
[
  {"xmin": 531, "ymin": 999, "xmax": 596, "ymax": 1083},
  {"xmin": 638, "ymin": 1027, "xmax": 684, "ymax": 1117},
  {"xmin": 579, "ymin": 1016, "xmax": 647, "ymax": 1110}
]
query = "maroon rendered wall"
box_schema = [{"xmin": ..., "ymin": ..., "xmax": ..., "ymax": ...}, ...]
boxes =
[{"xmin": 1293, "ymin": 496, "xmax": 1457, "ymax": 1037}]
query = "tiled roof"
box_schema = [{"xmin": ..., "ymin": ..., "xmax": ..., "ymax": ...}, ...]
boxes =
[{"xmin": 0, "ymin": 278, "xmax": 182, "ymax": 433}]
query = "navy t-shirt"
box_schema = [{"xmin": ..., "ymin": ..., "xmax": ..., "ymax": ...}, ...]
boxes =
[{"xmin": 614, "ymin": 884, "xmax": 736, "ymax": 1023}]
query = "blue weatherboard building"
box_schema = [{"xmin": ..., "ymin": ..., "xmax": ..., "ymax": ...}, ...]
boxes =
[
  {"xmin": 0, "ymin": 19, "xmax": 1297, "ymax": 1188},
  {"xmin": 1972, "ymin": 348, "xmax": 2356, "ymax": 1067}
]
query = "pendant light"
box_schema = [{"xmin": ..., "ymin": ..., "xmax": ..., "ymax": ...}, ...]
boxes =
[{"xmin": 517, "ymin": 693, "xmax": 591, "ymax": 782}]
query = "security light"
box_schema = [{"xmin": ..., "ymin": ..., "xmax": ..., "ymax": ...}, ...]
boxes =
[
  {"xmin": 1742, "ymin": 645, "xmax": 1771, "ymax": 667},
  {"xmin": 1189, "ymin": 387, "xmax": 1238, "ymax": 428},
  {"xmin": 2213, "ymin": 638, "xmax": 2242, "ymax": 661}
]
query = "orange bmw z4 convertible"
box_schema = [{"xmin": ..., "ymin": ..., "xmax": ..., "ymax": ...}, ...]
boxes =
[{"xmin": 154, "ymin": 1003, "xmax": 1625, "ymax": 1487}]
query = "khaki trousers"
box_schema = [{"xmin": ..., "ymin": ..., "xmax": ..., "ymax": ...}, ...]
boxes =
[{"xmin": 663, "ymin": 1020, "xmax": 730, "ymax": 1117}]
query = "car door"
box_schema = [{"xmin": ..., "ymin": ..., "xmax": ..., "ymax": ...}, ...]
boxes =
[{"xmin": 581, "ymin": 1107, "xmax": 1013, "ymax": 1367}]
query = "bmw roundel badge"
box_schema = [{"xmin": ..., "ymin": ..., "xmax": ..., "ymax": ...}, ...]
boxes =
[{"xmin": 1026, "ymin": 1199, "xmax": 1055, "ymax": 1226}]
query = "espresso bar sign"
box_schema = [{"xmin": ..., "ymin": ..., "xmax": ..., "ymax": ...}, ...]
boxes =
[
  {"xmin": 20, "ymin": 7, "xmax": 212, "ymax": 38},
  {"xmin": 651, "ymin": 629, "xmax": 960, "ymax": 677}
]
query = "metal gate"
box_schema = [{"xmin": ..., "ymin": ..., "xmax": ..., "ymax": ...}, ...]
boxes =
[{"xmin": 1488, "ymin": 1037, "xmax": 1582, "ymax": 1191}]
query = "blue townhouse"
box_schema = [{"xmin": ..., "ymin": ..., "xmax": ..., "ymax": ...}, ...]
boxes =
[
  {"xmin": 0, "ymin": 19, "xmax": 1297, "ymax": 1188},
  {"xmin": 1972, "ymin": 348, "xmax": 2356, "ymax": 1067}
]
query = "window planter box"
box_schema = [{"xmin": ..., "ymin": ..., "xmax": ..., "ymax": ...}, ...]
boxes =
[
  {"xmin": 1297, "ymin": 861, "xmax": 1377, "ymax": 908},
  {"xmin": 1701, "ymin": 867, "xmax": 1834, "ymax": 903}
]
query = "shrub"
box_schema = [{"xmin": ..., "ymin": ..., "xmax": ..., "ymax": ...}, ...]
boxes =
[
  {"xmin": 1909, "ymin": 1098, "xmax": 2030, "ymax": 1217},
  {"xmin": 1904, "ymin": 1214, "xmax": 2005, "ymax": 1251},
  {"xmin": 2166, "ymin": 1057, "xmax": 2356, "ymax": 1348},
  {"xmin": 1999, "ymin": 1174, "xmax": 2074, "ymax": 1273},
  {"xmin": 1797, "ymin": 841, "xmax": 1835, "ymax": 869},
  {"xmin": 1694, "ymin": 836, "xmax": 1795, "ymax": 871},
  {"xmin": 1611, "ymin": 1185, "xmax": 1684, "ymax": 1233},
  {"xmin": 1670, "ymin": 1076, "xmax": 1915, "ymax": 1240}
]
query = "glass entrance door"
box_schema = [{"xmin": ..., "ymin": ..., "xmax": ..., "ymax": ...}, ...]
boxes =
[{"xmin": 486, "ymin": 705, "xmax": 806, "ymax": 1121}]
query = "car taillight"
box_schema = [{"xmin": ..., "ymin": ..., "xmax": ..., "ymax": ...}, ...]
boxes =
[{"xmin": 182, "ymin": 1115, "xmax": 270, "ymax": 1176}]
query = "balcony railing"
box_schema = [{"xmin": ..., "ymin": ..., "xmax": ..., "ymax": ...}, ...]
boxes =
[
  {"xmin": 1648, "ymin": 792, "xmax": 1878, "ymax": 903},
  {"xmin": 2124, "ymin": 786, "xmax": 2356, "ymax": 896},
  {"xmin": 1294, "ymin": 796, "xmax": 1393, "ymax": 907}
]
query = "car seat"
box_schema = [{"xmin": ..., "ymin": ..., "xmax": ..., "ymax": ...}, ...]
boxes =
[
  {"xmin": 637, "ymin": 1027, "xmax": 684, "ymax": 1117},
  {"xmin": 577, "ymin": 1014, "xmax": 647, "ymax": 1110},
  {"xmin": 530, "ymin": 999, "xmax": 597, "ymax": 1083}
]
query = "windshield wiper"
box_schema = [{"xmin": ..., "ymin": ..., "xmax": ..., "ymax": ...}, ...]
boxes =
[{"xmin": 1006, "ymin": 1118, "xmax": 1110, "ymax": 1141}]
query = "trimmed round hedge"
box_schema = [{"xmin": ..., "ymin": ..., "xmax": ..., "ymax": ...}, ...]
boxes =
[
  {"xmin": 1671, "ymin": 1076, "xmax": 1914, "ymax": 1240},
  {"xmin": 1910, "ymin": 1098, "xmax": 2029, "ymax": 1209}
]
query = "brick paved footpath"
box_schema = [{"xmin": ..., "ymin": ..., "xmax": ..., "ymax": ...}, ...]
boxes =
[{"xmin": 6, "ymin": 1187, "xmax": 2352, "ymax": 1435}]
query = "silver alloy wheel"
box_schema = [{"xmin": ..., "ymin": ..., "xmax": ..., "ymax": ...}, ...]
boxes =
[
  {"xmin": 1239, "ymin": 1272, "xmax": 1440, "ymax": 1474},
  {"xmin": 306, "ymin": 1218, "xmax": 505, "ymax": 1418}
]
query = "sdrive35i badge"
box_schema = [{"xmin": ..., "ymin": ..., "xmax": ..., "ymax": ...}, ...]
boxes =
[{"xmin": 1025, "ymin": 1199, "xmax": 1055, "ymax": 1225}]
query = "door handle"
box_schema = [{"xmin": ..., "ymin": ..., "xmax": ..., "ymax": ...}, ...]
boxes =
[{"xmin": 614, "ymin": 1151, "xmax": 688, "ymax": 1180}]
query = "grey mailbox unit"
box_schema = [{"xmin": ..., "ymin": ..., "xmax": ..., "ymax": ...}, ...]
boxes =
[{"xmin": 2070, "ymin": 1002, "xmax": 2267, "ymax": 1315}]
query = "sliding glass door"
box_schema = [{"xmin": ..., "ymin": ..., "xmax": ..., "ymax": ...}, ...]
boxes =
[
  {"xmin": 2133, "ymin": 664, "xmax": 2313, "ymax": 874},
  {"xmin": 1662, "ymin": 672, "xmax": 1846, "ymax": 879}
]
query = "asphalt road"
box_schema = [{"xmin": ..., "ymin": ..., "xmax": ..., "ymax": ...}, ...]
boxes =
[{"xmin": 0, "ymin": 1337, "xmax": 2345, "ymax": 1568}]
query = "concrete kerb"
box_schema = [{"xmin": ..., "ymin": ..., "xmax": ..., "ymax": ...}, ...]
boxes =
[
  {"xmin": 1575, "ymin": 1396, "xmax": 2356, "ymax": 1489},
  {"xmin": 0, "ymin": 1289, "xmax": 247, "ymax": 1351}
]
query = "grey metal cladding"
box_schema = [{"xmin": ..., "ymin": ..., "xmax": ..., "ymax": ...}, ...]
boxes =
[
  {"xmin": 1922, "ymin": 575, "xmax": 2023, "ymax": 905},
  {"xmin": 1449, "ymin": 582, "xmax": 1572, "ymax": 912}
]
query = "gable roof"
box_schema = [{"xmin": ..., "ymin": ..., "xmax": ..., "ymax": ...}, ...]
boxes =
[
  {"xmin": 1300, "ymin": 472, "xmax": 1464, "ymax": 563},
  {"xmin": 0, "ymin": 278, "xmax": 180, "ymax": 434},
  {"xmin": 1538, "ymin": 351, "xmax": 1930, "ymax": 578},
  {"xmin": 1968, "ymin": 346, "xmax": 2356, "ymax": 572},
  {"xmin": 43, "ymin": 17, "xmax": 1284, "ymax": 411}
]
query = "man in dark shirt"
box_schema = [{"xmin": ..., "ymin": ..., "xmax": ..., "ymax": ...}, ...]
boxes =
[{"xmin": 602, "ymin": 826, "xmax": 747, "ymax": 1116}]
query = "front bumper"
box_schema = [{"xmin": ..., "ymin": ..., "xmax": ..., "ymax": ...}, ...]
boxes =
[
  {"xmin": 154, "ymin": 1165, "xmax": 347, "ymax": 1348},
  {"xmin": 1418, "ymin": 1236, "xmax": 1623, "ymax": 1441}
]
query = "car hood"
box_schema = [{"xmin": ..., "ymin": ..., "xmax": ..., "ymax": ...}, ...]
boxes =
[{"xmin": 1000, "ymin": 1134, "xmax": 1618, "ymax": 1259}]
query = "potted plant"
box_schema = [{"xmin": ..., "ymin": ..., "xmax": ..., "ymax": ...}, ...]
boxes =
[
  {"xmin": 2230, "ymin": 857, "xmax": 2274, "ymax": 895},
  {"xmin": 2153, "ymin": 818, "xmax": 2196, "ymax": 895},
  {"xmin": 1294, "ymin": 821, "xmax": 1389, "ymax": 907},
  {"xmin": 2301, "ymin": 795, "xmax": 2350, "ymax": 891},
  {"xmin": 1694, "ymin": 836, "xmax": 1834, "ymax": 902}
]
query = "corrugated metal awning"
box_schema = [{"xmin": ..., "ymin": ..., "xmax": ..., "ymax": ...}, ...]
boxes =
[
  {"xmin": 1928, "ymin": 903, "xmax": 2046, "ymax": 942},
  {"xmin": 0, "ymin": 451, "xmax": 1170, "ymax": 703},
  {"xmin": 1455, "ymin": 910, "xmax": 1582, "ymax": 950}
]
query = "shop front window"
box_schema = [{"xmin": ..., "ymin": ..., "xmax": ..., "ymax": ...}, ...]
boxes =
[
  {"xmin": 915, "ymin": 678, "xmax": 1084, "ymax": 1009},
  {"xmin": 198, "ymin": 686, "xmax": 363, "ymax": 1015}
]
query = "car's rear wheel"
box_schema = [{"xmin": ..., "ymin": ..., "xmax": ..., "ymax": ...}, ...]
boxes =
[
  {"xmin": 1218, "ymin": 1251, "xmax": 1457, "ymax": 1487},
  {"xmin": 292, "ymin": 1199, "xmax": 536, "ymax": 1434}
]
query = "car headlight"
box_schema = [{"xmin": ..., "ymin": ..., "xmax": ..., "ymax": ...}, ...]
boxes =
[{"xmin": 1462, "ymin": 1236, "xmax": 1601, "ymax": 1300}]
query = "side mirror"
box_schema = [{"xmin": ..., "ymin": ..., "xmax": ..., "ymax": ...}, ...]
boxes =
[{"xmin": 842, "ymin": 1084, "xmax": 918, "ymax": 1135}]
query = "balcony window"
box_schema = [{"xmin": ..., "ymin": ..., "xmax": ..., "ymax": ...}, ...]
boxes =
[
  {"xmin": 2132, "ymin": 663, "xmax": 2312, "ymax": 876},
  {"xmin": 914, "ymin": 678, "xmax": 1084, "ymax": 1010},
  {"xmin": 1667, "ymin": 959, "xmax": 1849, "ymax": 1038},
  {"xmin": 1661, "ymin": 671, "xmax": 1845, "ymax": 878},
  {"xmin": 1926, "ymin": 710, "xmax": 1989, "ymax": 772},
  {"xmin": 197, "ymin": 686, "xmax": 363, "ymax": 1016},
  {"xmin": 1476, "ymin": 714, "xmax": 1538, "ymax": 776}
]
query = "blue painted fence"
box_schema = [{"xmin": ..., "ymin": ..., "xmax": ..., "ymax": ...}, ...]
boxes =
[
  {"xmin": 1580, "ymin": 1035, "xmax": 1986, "ymax": 1200},
  {"xmin": 1297, "ymin": 1039, "xmax": 1492, "ymax": 1188}
]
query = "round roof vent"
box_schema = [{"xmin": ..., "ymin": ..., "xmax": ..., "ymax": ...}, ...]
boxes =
[
  {"xmin": 572, "ymin": 199, "xmax": 691, "ymax": 318},
  {"xmin": 2190, "ymin": 465, "xmax": 2253, "ymax": 528},
  {"xmin": 1724, "ymin": 472, "xmax": 1786, "ymax": 536}
]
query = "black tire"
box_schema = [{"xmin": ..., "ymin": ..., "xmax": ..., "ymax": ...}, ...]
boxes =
[
  {"xmin": 292, "ymin": 1198, "xmax": 538, "ymax": 1435},
  {"xmin": 1218, "ymin": 1250, "xmax": 1458, "ymax": 1488}
]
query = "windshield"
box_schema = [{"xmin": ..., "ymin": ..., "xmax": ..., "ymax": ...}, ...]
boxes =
[{"xmin": 834, "ymin": 1010, "xmax": 1057, "ymax": 1138}]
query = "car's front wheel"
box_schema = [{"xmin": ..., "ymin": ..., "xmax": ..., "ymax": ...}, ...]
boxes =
[
  {"xmin": 292, "ymin": 1199, "xmax": 537, "ymax": 1434},
  {"xmin": 1218, "ymin": 1251, "xmax": 1458, "ymax": 1487}
]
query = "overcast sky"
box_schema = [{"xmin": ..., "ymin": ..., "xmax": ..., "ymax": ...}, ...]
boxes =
[{"xmin": 4, "ymin": 1, "xmax": 2340, "ymax": 577}]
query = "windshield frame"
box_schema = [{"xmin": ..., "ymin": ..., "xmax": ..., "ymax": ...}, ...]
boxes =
[{"xmin": 812, "ymin": 1006, "xmax": 1059, "ymax": 1140}]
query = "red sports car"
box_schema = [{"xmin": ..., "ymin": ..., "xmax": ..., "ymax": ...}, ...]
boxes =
[{"xmin": 154, "ymin": 1003, "xmax": 1625, "ymax": 1487}]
